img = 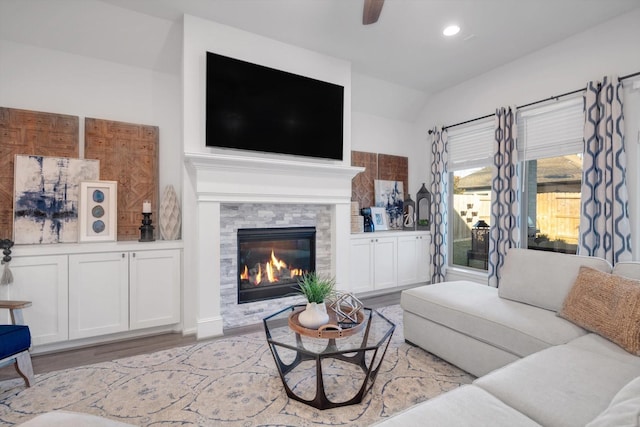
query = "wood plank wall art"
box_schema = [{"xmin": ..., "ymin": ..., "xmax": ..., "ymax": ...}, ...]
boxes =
[
  {"xmin": 378, "ymin": 154, "xmax": 409, "ymax": 199},
  {"xmin": 351, "ymin": 150, "xmax": 408, "ymax": 210},
  {"xmin": 351, "ymin": 151, "xmax": 377, "ymax": 209},
  {"xmin": 85, "ymin": 118, "xmax": 159, "ymax": 241},
  {"xmin": 0, "ymin": 107, "xmax": 79, "ymax": 239}
]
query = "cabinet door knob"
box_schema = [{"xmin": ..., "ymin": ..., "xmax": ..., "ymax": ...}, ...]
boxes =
[
  {"xmin": 122, "ymin": 253, "xmax": 125, "ymax": 258},
  {"xmin": 133, "ymin": 253, "xmax": 136, "ymax": 258}
]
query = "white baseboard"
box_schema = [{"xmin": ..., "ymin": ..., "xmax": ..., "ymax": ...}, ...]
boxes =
[{"xmin": 197, "ymin": 316, "xmax": 224, "ymax": 339}]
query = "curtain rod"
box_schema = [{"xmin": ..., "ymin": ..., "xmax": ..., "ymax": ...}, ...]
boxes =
[{"xmin": 429, "ymin": 70, "xmax": 640, "ymax": 134}]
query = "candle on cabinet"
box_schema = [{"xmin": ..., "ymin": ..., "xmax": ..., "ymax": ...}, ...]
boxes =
[{"xmin": 142, "ymin": 201, "xmax": 152, "ymax": 213}]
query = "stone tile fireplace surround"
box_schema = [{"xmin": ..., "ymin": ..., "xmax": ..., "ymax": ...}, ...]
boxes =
[
  {"xmin": 185, "ymin": 152, "xmax": 363, "ymax": 337},
  {"xmin": 221, "ymin": 203, "xmax": 331, "ymax": 328}
]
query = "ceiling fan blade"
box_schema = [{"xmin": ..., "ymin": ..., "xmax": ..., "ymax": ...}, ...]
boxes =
[{"xmin": 363, "ymin": 0, "xmax": 384, "ymax": 25}]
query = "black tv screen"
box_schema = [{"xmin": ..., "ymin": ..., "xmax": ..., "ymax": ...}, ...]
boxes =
[{"xmin": 206, "ymin": 52, "xmax": 344, "ymax": 160}]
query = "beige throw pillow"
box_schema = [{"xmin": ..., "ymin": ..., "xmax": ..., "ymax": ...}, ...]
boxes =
[{"xmin": 558, "ymin": 266, "xmax": 640, "ymax": 356}]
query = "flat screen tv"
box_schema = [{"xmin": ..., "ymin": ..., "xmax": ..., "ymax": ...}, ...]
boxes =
[{"xmin": 206, "ymin": 51, "xmax": 344, "ymax": 160}]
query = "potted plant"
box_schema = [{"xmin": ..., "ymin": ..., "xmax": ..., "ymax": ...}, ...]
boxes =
[{"xmin": 296, "ymin": 272, "xmax": 335, "ymax": 329}]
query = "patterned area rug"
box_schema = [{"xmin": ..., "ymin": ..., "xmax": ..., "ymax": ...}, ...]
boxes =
[{"xmin": 0, "ymin": 305, "xmax": 473, "ymax": 426}]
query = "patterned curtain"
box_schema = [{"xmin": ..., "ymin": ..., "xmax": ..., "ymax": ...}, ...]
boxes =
[
  {"xmin": 578, "ymin": 76, "xmax": 632, "ymax": 264},
  {"xmin": 430, "ymin": 127, "xmax": 448, "ymax": 283},
  {"xmin": 488, "ymin": 107, "xmax": 520, "ymax": 287}
]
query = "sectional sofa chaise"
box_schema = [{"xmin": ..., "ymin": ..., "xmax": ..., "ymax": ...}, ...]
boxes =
[{"xmin": 376, "ymin": 248, "xmax": 640, "ymax": 426}]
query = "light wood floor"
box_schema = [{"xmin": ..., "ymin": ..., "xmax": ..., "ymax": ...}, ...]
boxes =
[{"xmin": 0, "ymin": 291, "xmax": 401, "ymax": 382}]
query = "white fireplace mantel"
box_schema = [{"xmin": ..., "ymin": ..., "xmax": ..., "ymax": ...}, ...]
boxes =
[
  {"xmin": 185, "ymin": 151, "xmax": 363, "ymax": 176},
  {"xmin": 184, "ymin": 151, "xmax": 363, "ymax": 339},
  {"xmin": 184, "ymin": 152, "xmax": 364, "ymax": 204}
]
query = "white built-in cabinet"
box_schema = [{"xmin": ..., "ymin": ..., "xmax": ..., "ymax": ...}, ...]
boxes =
[
  {"xmin": 2, "ymin": 255, "xmax": 69, "ymax": 346},
  {"xmin": 348, "ymin": 237, "xmax": 374, "ymax": 293},
  {"xmin": 69, "ymin": 252, "xmax": 129, "ymax": 339},
  {"xmin": 348, "ymin": 236, "xmax": 397, "ymax": 293},
  {"xmin": 3, "ymin": 241, "xmax": 182, "ymax": 350},
  {"xmin": 349, "ymin": 231, "xmax": 430, "ymax": 294},
  {"xmin": 129, "ymin": 249, "xmax": 181, "ymax": 330},
  {"xmin": 69, "ymin": 249, "xmax": 181, "ymax": 339},
  {"xmin": 397, "ymin": 234, "xmax": 431, "ymax": 286}
]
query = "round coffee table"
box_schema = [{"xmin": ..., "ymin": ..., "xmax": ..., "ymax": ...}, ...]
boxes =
[{"xmin": 263, "ymin": 304, "xmax": 395, "ymax": 410}]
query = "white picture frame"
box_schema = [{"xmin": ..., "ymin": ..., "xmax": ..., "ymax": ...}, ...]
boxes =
[
  {"xmin": 78, "ymin": 180, "xmax": 118, "ymax": 242},
  {"xmin": 370, "ymin": 206, "xmax": 389, "ymax": 231}
]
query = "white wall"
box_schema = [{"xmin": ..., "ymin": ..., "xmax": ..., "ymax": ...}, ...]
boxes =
[
  {"xmin": 352, "ymin": 72, "xmax": 427, "ymax": 122},
  {"xmin": 352, "ymin": 111, "xmax": 429, "ymax": 197},
  {"xmin": 417, "ymin": 9, "xmax": 640, "ymax": 128},
  {"xmin": 0, "ymin": 39, "xmax": 183, "ymax": 197},
  {"xmin": 351, "ymin": 72, "xmax": 430, "ymax": 197},
  {"xmin": 181, "ymin": 15, "xmax": 352, "ymax": 160},
  {"xmin": 417, "ymin": 8, "xmax": 640, "ymax": 271}
]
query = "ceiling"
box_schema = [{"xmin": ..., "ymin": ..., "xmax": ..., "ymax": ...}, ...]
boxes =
[{"xmin": 1, "ymin": 0, "xmax": 639, "ymax": 96}]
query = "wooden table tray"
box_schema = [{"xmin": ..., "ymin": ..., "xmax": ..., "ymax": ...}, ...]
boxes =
[{"xmin": 288, "ymin": 305, "xmax": 366, "ymax": 339}]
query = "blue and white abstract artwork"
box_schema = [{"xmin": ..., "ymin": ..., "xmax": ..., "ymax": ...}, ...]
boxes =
[
  {"xmin": 13, "ymin": 155, "xmax": 100, "ymax": 244},
  {"xmin": 374, "ymin": 180, "xmax": 404, "ymax": 230}
]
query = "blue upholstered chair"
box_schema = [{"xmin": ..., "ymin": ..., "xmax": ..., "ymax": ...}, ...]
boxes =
[{"xmin": 0, "ymin": 300, "xmax": 34, "ymax": 387}]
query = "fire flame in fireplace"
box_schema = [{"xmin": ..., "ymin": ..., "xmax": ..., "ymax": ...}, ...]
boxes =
[
  {"xmin": 271, "ymin": 250, "xmax": 287, "ymax": 270},
  {"xmin": 240, "ymin": 249, "xmax": 306, "ymax": 286}
]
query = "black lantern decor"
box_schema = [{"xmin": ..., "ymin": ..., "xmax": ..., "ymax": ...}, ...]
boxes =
[
  {"xmin": 416, "ymin": 183, "xmax": 431, "ymax": 230},
  {"xmin": 467, "ymin": 220, "xmax": 490, "ymax": 269},
  {"xmin": 403, "ymin": 195, "xmax": 416, "ymax": 230}
]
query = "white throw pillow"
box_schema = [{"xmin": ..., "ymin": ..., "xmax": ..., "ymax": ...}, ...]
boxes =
[
  {"xmin": 586, "ymin": 376, "xmax": 640, "ymax": 427},
  {"xmin": 498, "ymin": 248, "xmax": 612, "ymax": 312}
]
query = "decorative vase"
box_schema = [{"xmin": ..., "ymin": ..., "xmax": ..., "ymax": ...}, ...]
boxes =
[
  {"xmin": 298, "ymin": 302, "xmax": 330, "ymax": 329},
  {"xmin": 159, "ymin": 185, "xmax": 181, "ymax": 240}
]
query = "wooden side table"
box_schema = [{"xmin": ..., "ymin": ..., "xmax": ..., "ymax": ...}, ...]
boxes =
[{"xmin": 0, "ymin": 300, "xmax": 32, "ymax": 325}]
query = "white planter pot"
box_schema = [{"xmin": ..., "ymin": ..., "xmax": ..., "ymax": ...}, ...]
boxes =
[{"xmin": 298, "ymin": 302, "xmax": 330, "ymax": 329}]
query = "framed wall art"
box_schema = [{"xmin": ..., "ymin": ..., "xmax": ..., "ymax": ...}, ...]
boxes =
[
  {"xmin": 78, "ymin": 180, "xmax": 117, "ymax": 242},
  {"xmin": 374, "ymin": 179, "xmax": 404, "ymax": 230},
  {"xmin": 370, "ymin": 206, "xmax": 389, "ymax": 231},
  {"xmin": 13, "ymin": 155, "xmax": 100, "ymax": 244}
]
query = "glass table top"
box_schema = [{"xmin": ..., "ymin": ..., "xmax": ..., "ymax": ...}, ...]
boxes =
[{"xmin": 263, "ymin": 304, "xmax": 395, "ymax": 356}]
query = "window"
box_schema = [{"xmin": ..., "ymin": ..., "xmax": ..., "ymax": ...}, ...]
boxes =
[
  {"xmin": 518, "ymin": 97, "xmax": 584, "ymax": 254},
  {"xmin": 448, "ymin": 121, "xmax": 494, "ymax": 270},
  {"xmin": 446, "ymin": 96, "xmax": 584, "ymax": 271}
]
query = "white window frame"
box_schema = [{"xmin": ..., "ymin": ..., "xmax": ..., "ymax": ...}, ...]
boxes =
[
  {"xmin": 447, "ymin": 119, "xmax": 494, "ymax": 270},
  {"xmin": 517, "ymin": 95, "xmax": 584, "ymax": 246}
]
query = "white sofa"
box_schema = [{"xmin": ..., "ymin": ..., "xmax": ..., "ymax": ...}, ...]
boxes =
[
  {"xmin": 17, "ymin": 411, "xmax": 136, "ymax": 426},
  {"xmin": 377, "ymin": 248, "xmax": 640, "ymax": 427}
]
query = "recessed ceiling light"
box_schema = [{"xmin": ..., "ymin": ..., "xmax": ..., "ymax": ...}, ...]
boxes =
[{"xmin": 443, "ymin": 25, "xmax": 460, "ymax": 36}]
